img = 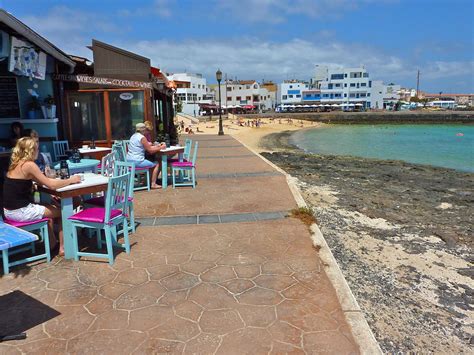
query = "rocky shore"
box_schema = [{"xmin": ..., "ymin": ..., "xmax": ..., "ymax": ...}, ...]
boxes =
[{"xmin": 260, "ymin": 131, "xmax": 473, "ymax": 353}]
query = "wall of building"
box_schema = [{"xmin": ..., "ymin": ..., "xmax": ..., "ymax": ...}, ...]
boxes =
[
  {"xmin": 168, "ymin": 73, "xmax": 207, "ymax": 116},
  {"xmin": 278, "ymin": 82, "xmax": 309, "ymax": 104}
]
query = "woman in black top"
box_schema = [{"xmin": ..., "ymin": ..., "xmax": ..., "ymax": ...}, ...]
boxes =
[{"xmin": 3, "ymin": 137, "xmax": 81, "ymax": 255}]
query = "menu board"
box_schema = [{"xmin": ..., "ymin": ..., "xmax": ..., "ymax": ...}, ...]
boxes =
[{"xmin": 0, "ymin": 77, "xmax": 21, "ymax": 118}]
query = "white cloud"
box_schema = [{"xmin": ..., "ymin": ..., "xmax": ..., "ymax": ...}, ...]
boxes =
[{"xmin": 216, "ymin": 0, "xmax": 396, "ymax": 23}]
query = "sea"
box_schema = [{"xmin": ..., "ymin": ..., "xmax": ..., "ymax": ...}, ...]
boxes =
[{"xmin": 291, "ymin": 124, "xmax": 474, "ymax": 173}]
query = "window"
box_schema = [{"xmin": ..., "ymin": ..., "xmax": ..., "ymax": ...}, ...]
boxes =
[
  {"xmin": 331, "ymin": 74, "xmax": 344, "ymax": 80},
  {"xmin": 227, "ymin": 96, "xmax": 232, "ymax": 101},
  {"xmin": 239, "ymin": 86, "xmax": 242, "ymax": 90},
  {"xmin": 227, "ymin": 87, "xmax": 232, "ymax": 91},
  {"xmin": 187, "ymin": 94, "xmax": 193, "ymax": 101},
  {"xmin": 344, "ymin": 74, "xmax": 347, "ymax": 78},
  {"xmin": 288, "ymin": 95, "xmax": 293, "ymax": 98},
  {"xmin": 197, "ymin": 84, "xmax": 201, "ymax": 89},
  {"xmin": 109, "ymin": 91, "xmax": 145, "ymax": 140},
  {"xmin": 360, "ymin": 93, "xmax": 366, "ymax": 97},
  {"xmin": 282, "ymin": 95, "xmax": 288, "ymax": 100},
  {"xmin": 296, "ymin": 95, "xmax": 301, "ymax": 98},
  {"xmin": 246, "ymin": 85, "xmax": 250, "ymax": 89},
  {"xmin": 349, "ymin": 93, "xmax": 355, "ymax": 98},
  {"xmin": 289, "ymin": 85, "xmax": 293, "ymax": 88},
  {"xmin": 335, "ymin": 83, "xmax": 341, "ymax": 88},
  {"xmin": 361, "ymin": 83, "xmax": 367, "ymax": 87},
  {"xmin": 254, "ymin": 84, "xmax": 258, "ymax": 89},
  {"xmin": 369, "ymin": 81, "xmax": 372, "ymax": 88},
  {"xmin": 350, "ymin": 83, "xmax": 356, "ymax": 87},
  {"xmin": 363, "ymin": 73, "xmax": 369, "ymax": 78},
  {"xmin": 236, "ymin": 96, "xmax": 241, "ymax": 100},
  {"xmin": 68, "ymin": 92, "xmax": 107, "ymax": 142},
  {"xmin": 246, "ymin": 96, "xmax": 251, "ymax": 100},
  {"xmin": 344, "ymin": 83, "xmax": 347, "ymax": 87},
  {"xmin": 344, "ymin": 93, "xmax": 347, "ymax": 97},
  {"xmin": 328, "ymin": 84, "xmax": 333, "ymax": 89},
  {"xmin": 367, "ymin": 93, "xmax": 370, "ymax": 96}
]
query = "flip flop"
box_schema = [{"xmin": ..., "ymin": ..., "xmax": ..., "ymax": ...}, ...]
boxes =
[{"xmin": 151, "ymin": 185, "xmax": 162, "ymax": 190}]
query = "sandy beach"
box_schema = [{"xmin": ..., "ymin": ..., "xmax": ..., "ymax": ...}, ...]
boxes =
[{"xmin": 186, "ymin": 115, "xmax": 474, "ymax": 353}]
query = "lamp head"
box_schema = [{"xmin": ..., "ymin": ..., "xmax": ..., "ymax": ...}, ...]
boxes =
[{"xmin": 216, "ymin": 69, "xmax": 222, "ymax": 82}]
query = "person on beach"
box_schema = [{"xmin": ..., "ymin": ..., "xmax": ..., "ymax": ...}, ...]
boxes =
[
  {"xmin": 3, "ymin": 137, "xmax": 81, "ymax": 255},
  {"xmin": 127, "ymin": 123, "xmax": 166, "ymax": 189}
]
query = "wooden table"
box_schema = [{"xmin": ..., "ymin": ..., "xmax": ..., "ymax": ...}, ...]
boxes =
[
  {"xmin": 38, "ymin": 173, "xmax": 109, "ymax": 259},
  {"xmin": 78, "ymin": 147, "xmax": 111, "ymax": 160},
  {"xmin": 54, "ymin": 159, "xmax": 100, "ymax": 174},
  {"xmin": 156, "ymin": 146, "xmax": 185, "ymax": 189}
]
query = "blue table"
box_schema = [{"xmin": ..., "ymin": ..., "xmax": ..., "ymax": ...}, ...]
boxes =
[
  {"xmin": 54, "ymin": 159, "xmax": 100, "ymax": 174},
  {"xmin": 157, "ymin": 146, "xmax": 184, "ymax": 189},
  {"xmin": 0, "ymin": 222, "xmax": 38, "ymax": 274}
]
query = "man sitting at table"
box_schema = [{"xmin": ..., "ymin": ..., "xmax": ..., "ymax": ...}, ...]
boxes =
[{"xmin": 127, "ymin": 123, "xmax": 166, "ymax": 189}]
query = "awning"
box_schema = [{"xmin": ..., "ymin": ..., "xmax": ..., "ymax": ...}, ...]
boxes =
[{"xmin": 243, "ymin": 105, "xmax": 255, "ymax": 109}]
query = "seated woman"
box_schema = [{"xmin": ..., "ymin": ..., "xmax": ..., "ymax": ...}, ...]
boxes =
[
  {"xmin": 3, "ymin": 137, "xmax": 81, "ymax": 255},
  {"xmin": 126, "ymin": 123, "xmax": 166, "ymax": 189}
]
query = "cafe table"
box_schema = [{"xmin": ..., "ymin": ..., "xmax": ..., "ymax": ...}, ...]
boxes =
[
  {"xmin": 38, "ymin": 173, "xmax": 109, "ymax": 259},
  {"xmin": 156, "ymin": 145, "xmax": 185, "ymax": 189},
  {"xmin": 78, "ymin": 147, "xmax": 111, "ymax": 160},
  {"xmin": 54, "ymin": 158, "xmax": 100, "ymax": 174}
]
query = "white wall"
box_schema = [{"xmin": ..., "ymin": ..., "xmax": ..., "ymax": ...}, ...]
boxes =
[{"xmin": 168, "ymin": 73, "xmax": 207, "ymax": 116}]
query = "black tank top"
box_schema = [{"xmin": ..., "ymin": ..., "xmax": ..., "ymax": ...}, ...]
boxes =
[{"xmin": 3, "ymin": 176, "xmax": 33, "ymax": 210}]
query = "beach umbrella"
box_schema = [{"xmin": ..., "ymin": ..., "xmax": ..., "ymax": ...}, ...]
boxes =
[
  {"xmin": 324, "ymin": 104, "xmax": 331, "ymax": 107},
  {"xmin": 310, "ymin": 104, "xmax": 318, "ymax": 108},
  {"xmin": 355, "ymin": 103, "xmax": 363, "ymax": 106},
  {"xmin": 348, "ymin": 103, "xmax": 355, "ymax": 107},
  {"xmin": 331, "ymin": 104, "xmax": 339, "ymax": 107},
  {"xmin": 303, "ymin": 104, "xmax": 310, "ymax": 108},
  {"xmin": 338, "ymin": 103, "xmax": 346, "ymax": 107}
]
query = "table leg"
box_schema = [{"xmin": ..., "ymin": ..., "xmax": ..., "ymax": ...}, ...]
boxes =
[
  {"xmin": 161, "ymin": 155, "xmax": 168, "ymax": 189},
  {"xmin": 60, "ymin": 197, "xmax": 75, "ymax": 259}
]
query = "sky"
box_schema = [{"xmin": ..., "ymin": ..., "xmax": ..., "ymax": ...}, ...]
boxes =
[{"xmin": 3, "ymin": 0, "xmax": 474, "ymax": 92}]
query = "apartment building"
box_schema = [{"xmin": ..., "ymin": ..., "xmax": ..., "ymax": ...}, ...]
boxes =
[
  {"xmin": 277, "ymin": 80, "xmax": 309, "ymax": 104},
  {"xmin": 167, "ymin": 73, "xmax": 213, "ymax": 116},
  {"xmin": 214, "ymin": 80, "xmax": 273, "ymax": 110}
]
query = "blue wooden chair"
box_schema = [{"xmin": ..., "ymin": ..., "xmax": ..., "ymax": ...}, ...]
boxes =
[
  {"xmin": 121, "ymin": 140, "xmax": 130, "ymax": 154},
  {"xmin": 69, "ymin": 173, "xmax": 131, "ymax": 265},
  {"xmin": 0, "ymin": 218, "xmax": 51, "ymax": 274},
  {"xmin": 171, "ymin": 141, "xmax": 198, "ymax": 188},
  {"xmin": 53, "ymin": 140, "xmax": 69, "ymax": 162},
  {"xmin": 169, "ymin": 139, "xmax": 192, "ymax": 164},
  {"xmin": 113, "ymin": 140, "xmax": 152, "ymax": 191},
  {"xmin": 85, "ymin": 161, "xmax": 136, "ymax": 234}
]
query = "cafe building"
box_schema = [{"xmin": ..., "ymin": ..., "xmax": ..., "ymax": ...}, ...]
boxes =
[
  {"xmin": 0, "ymin": 9, "xmax": 76, "ymax": 148},
  {"xmin": 56, "ymin": 39, "xmax": 176, "ymax": 147}
]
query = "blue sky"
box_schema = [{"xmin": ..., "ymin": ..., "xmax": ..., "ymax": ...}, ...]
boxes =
[{"xmin": 3, "ymin": 0, "xmax": 474, "ymax": 92}]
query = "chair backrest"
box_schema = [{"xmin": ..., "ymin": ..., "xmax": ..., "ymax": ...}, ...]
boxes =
[
  {"xmin": 114, "ymin": 161, "xmax": 135, "ymax": 200},
  {"xmin": 101, "ymin": 152, "xmax": 116, "ymax": 177},
  {"xmin": 184, "ymin": 139, "xmax": 192, "ymax": 160},
  {"xmin": 112, "ymin": 141, "xmax": 126, "ymax": 162},
  {"xmin": 104, "ymin": 173, "xmax": 130, "ymax": 224},
  {"xmin": 121, "ymin": 140, "xmax": 130, "ymax": 154},
  {"xmin": 190, "ymin": 141, "xmax": 199, "ymax": 165},
  {"xmin": 53, "ymin": 141, "xmax": 69, "ymax": 161}
]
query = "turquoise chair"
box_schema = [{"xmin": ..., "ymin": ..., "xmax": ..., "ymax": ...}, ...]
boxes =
[
  {"xmin": 52, "ymin": 140, "xmax": 69, "ymax": 161},
  {"xmin": 69, "ymin": 173, "xmax": 131, "ymax": 265},
  {"xmin": 1, "ymin": 218, "xmax": 51, "ymax": 274},
  {"xmin": 171, "ymin": 141, "xmax": 198, "ymax": 188},
  {"xmin": 85, "ymin": 161, "xmax": 136, "ymax": 234},
  {"xmin": 169, "ymin": 139, "xmax": 192, "ymax": 164},
  {"xmin": 113, "ymin": 140, "xmax": 151, "ymax": 191}
]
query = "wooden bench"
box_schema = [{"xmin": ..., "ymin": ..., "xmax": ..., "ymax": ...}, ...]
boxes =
[{"xmin": 0, "ymin": 221, "xmax": 44, "ymax": 274}]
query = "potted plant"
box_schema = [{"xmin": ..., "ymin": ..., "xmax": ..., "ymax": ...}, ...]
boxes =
[
  {"xmin": 42, "ymin": 95, "xmax": 56, "ymax": 119},
  {"xmin": 28, "ymin": 96, "xmax": 41, "ymax": 119}
]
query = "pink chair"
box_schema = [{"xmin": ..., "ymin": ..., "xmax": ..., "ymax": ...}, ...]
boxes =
[{"xmin": 69, "ymin": 173, "xmax": 131, "ymax": 265}]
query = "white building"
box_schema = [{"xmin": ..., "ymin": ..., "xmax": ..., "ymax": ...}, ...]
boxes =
[
  {"xmin": 310, "ymin": 65, "xmax": 400, "ymax": 109},
  {"xmin": 214, "ymin": 80, "xmax": 273, "ymax": 111},
  {"xmin": 277, "ymin": 80, "xmax": 309, "ymax": 104},
  {"xmin": 167, "ymin": 73, "xmax": 213, "ymax": 116}
]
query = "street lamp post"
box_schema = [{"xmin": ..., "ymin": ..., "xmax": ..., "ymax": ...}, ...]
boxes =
[{"xmin": 216, "ymin": 69, "xmax": 224, "ymax": 135}]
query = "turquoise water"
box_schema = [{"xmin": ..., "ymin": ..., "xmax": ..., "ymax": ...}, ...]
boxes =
[{"xmin": 292, "ymin": 124, "xmax": 474, "ymax": 172}]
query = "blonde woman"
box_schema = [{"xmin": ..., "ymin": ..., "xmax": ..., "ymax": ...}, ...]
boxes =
[{"xmin": 3, "ymin": 137, "xmax": 81, "ymax": 255}]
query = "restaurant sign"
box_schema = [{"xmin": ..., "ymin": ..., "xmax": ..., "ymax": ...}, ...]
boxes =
[{"xmin": 53, "ymin": 74, "xmax": 152, "ymax": 89}]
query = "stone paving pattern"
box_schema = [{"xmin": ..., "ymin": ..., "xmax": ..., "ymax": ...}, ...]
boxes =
[{"xmin": 0, "ymin": 135, "xmax": 359, "ymax": 354}]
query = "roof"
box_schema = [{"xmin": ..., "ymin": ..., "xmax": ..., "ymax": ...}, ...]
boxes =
[
  {"xmin": 0, "ymin": 9, "xmax": 75, "ymax": 71},
  {"xmin": 237, "ymin": 80, "xmax": 257, "ymax": 85}
]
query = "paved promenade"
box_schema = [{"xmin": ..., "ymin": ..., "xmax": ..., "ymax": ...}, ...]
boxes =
[{"xmin": 0, "ymin": 135, "xmax": 359, "ymax": 354}]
